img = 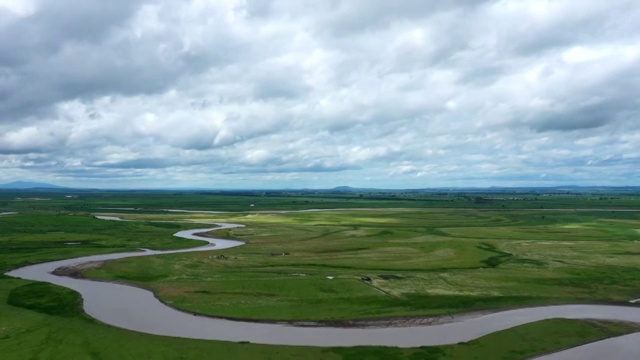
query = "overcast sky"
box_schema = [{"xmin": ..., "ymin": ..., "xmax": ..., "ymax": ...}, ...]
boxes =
[{"xmin": 1, "ymin": 0, "xmax": 639, "ymax": 189}]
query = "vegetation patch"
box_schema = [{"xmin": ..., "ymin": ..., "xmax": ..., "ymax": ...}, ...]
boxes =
[
  {"xmin": 477, "ymin": 242, "xmax": 512, "ymax": 268},
  {"xmin": 7, "ymin": 282, "xmax": 83, "ymax": 318}
]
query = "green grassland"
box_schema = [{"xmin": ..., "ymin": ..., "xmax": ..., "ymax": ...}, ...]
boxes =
[
  {"xmin": 2, "ymin": 191, "xmax": 640, "ymax": 359},
  {"xmin": 85, "ymin": 208, "xmax": 640, "ymax": 321},
  {"xmin": 2, "ymin": 189, "xmax": 640, "ymax": 213},
  {"xmin": 0, "ymin": 214, "xmax": 205, "ymax": 273}
]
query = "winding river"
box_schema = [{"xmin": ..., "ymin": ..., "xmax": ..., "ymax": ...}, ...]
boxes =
[{"xmin": 5, "ymin": 214, "xmax": 640, "ymax": 352}]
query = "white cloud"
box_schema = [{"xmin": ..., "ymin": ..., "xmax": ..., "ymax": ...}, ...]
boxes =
[
  {"xmin": 0, "ymin": 0, "xmax": 639, "ymax": 188},
  {"xmin": 0, "ymin": 0, "xmax": 36, "ymax": 17}
]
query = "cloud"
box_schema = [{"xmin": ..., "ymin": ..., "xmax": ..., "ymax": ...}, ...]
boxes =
[{"xmin": 0, "ymin": 0, "xmax": 639, "ymax": 188}]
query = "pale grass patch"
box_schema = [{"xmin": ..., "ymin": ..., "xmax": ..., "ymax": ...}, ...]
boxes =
[
  {"xmin": 426, "ymin": 289, "xmax": 498, "ymax": 296},
  {"xmin": 348, "ymin": 217, "xmax": 398, "ymax": 224},
  {"xmin": 388, "ymin": 235, "xmax": 450, "ymax": 243},
  {"xmin": 429, "ymin": 248, "xmax": 456, "ymax": 259},
  {"xmin": 342, "ymin": 229, "xmax": 376, "ymax": 237}
]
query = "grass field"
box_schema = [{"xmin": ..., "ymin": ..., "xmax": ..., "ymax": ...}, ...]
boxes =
[
  {"xmin": 84, "ymin": 208, "xmax": 640, "ymax": 321},
  {"xmin": 2, "ymin": 191, "xmax": 640, "ymax": 359},
  {"xmin": 0, "ymin": 214, "xmax": 205, "ymax": 273},
  {"xmin": 2, "ymin": 188, "xmax": 640, "ymax": 213}
]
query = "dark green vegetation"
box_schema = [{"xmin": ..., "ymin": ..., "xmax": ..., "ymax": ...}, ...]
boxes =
[
  {"xmin": 7, "ymin": 282, "xmax": 83, "ymax": 317},
  {"xmin": 2, "ymin": 187, "xmax": 640, "ymax": 213},
  {"xmin": 2, "ymin": 190, "xmax": 640, "ymax": 359},
  {"xmin": 87, "ymin": 208, "xmax": 640, "ymax": 321}
]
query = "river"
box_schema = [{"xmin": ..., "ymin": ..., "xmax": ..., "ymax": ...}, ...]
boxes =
[{"xmin": 5, "ymin": 215, "xmax": 640, "ymax": 353}]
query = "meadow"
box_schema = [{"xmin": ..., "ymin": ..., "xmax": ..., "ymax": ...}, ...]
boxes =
[
  {"xmin": 86, "ymin": 208, "xmax": 640, "ymax": 321},
  {"xmin": 2, "ymin": 190, "xmax": 640, "ymax": 359},
  {"xmin": 2, "ymin": 188, "xmax": 640, "ymax": 213}
]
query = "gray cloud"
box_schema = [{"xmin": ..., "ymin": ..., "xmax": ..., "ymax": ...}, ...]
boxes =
[
  {"xmin": 532, "ymin": 105, "xmax": 619, "ymax": 132},
  {"xmin": 0, "ymin": 0, "xmax": 245, "ymax": 122},
  {"xmin": 0, "ymin": 0, "xmax": 639, "ymax": 188},
  {"xmin": 0, "ymin": 1, "xmax": 148, "ymax": 120},
  {"xmin": 526, "ymin": 54, "xmax": 640, "ymax": 132}
]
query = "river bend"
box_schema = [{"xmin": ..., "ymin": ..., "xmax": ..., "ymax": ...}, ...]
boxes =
[{"xmin": 5, "ymin": 215, "xmax": 640, "ymax": 349}]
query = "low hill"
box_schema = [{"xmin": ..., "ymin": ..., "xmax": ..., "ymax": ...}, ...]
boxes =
[{"xmin": 0, "ymin": 181, "xmax": 65, "ymax": 189}]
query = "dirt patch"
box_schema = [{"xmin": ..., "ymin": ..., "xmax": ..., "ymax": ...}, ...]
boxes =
[
  {"xmin": 284, "ymin": 310, "xmax": 495, "ymax": 328},
  {"xmin": 193, "ymin": 230, "xmax": 221, "ymax": 239},
  {"xmin": 378, "ymin": 274, "xmax": 403, "ymax": 280},
  {"xmin": 52, "ymin": 261, "xmax": 104, "ymax": 279}
]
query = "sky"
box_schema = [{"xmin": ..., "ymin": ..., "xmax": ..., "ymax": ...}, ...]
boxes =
[{"xmin": 0, "ymin": 0, "xmax": 639, "ymax": 189}]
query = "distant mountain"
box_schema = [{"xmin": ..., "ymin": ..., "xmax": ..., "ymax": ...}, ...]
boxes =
[
  {"xmin": 331, "ymin": 186, "xmax": 378, "ymax": 191},
  {"xmin": 0, "ymin": 181, "xmax": 65, "ymax": 189},
  {"xmin": 332, "ymin": 186, "xmax": 356, "ymax": 191},
  {"xmin": 324, "ymin": 185, "xmax": 640, "ymax": 194}
]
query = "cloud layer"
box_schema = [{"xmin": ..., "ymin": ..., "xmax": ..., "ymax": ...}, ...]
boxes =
[{"xmin": 1, "ymin": 0, "xmax": 639, "ymax": 188}]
